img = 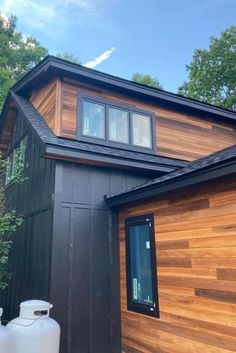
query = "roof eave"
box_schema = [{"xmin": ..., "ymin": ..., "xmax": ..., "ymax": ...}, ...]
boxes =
[
  {"xmin": 106, "ymin": 159, "xmax": 236, "ymax": 208},
  {"xmin": 44, "ymin": 144, "xmax": 178, "ymax": 173},
  {"xmin": 11, "ymin": 56, "xmax": 236, "ymax": 122}
]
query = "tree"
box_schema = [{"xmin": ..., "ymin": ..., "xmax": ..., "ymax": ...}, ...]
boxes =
[
  {"xmin": 0, "ymin": 12, "xmax": 48, "ymax": 112},
  {"xmin": 131, "ymin": 73, "xmax": 163, "ymax": 89},
  {"xmin": 56, "ymin": 52, "xmax": 81, "ymax": 64},
  {"xmin": 0, "ymin": 150, "xmax": 26, "ymax": 289},
  {"xmin": 178, "ymin": 26, "xmax": 236, "ymax": 110}
]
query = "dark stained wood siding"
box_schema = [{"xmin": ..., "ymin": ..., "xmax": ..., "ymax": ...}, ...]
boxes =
[
  {"xmin": 0, "ymin": 113, "xmax": 55, "ymax": 321},
  {"xmin": 60, "ymin": 78, "xmax": 236, "ymax": 161},
  {"xmin": 119, "ymin": 175, "xmax": 236, "ymax": 353},
  {"xmin": 50, "ymin": 162, "xmax": 154, "ymax": 353}
]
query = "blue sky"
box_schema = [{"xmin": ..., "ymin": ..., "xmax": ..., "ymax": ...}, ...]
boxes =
[{"xmin": 1, "ymin": 0, "xmax": 235, "ymax": 92}]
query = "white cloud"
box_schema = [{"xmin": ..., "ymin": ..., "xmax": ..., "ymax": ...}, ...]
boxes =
[
  {"xmin": 83, "ymin": 47, "xmax": 116, "ymax": 69},
  {"xmin": 0, "ymin": 0, "xmax": 99, "ymax": 30}
]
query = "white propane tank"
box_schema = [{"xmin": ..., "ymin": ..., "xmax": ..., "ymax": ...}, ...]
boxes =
[
  {"xmin": 7, "ymin": 300, "xmax": 60, "ymax": 353},
  {"xmin": 0, "ymin": 308, "xmax": 12, "ymax": 353}
]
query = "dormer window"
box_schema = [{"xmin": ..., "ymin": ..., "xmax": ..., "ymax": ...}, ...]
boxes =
[
  {"xmin": 83, "ymin": 100, "xmax": 105, "ymax": 139},
  {"xmin": 78, "ymin": 94, "xmax": 156, "ymax": 153}
]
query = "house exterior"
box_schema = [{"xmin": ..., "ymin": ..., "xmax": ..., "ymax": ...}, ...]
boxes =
[{"xmin": 0, "ymin": 55, "xmax": 236, "ymax": 353}]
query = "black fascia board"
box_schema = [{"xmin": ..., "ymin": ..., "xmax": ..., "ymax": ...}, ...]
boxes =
[
  {"xmin": 44, "ymin": 144, "xmax": 176, "ymax": 173},
  {"xmin": 106, "ymin": 159, "xmax": 236, "ymax": 208},
  {"xmin": 11, "ymin": 55, "xmax": 236, "ymax": 122}
]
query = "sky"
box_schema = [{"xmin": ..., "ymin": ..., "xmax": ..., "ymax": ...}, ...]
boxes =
[{"xmin": 0, "ymin": 0, "xmax": 235, "ymax": 92}]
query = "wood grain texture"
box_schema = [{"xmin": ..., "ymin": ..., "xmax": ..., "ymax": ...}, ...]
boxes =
[
  {"xmin": 30, "ymin": 78, "xmax": 57, "ymax": 133},
  {"xmin": 119, "ymin": 175, "xmax": 236, "ymax": 353},
  {"xmin": 60, "ymin": 77, "xmax": 236, "ymax": 160}
]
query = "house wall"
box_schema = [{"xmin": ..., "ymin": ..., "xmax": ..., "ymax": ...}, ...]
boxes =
[
  {"xmin": 30, "ymin": 78, "xmax": 62, "ymax": 134},
  {"xmin": 30, "ymin": 77, "xmax": 236, "ymax": 161},
  {"xmin": 119, "ymin": 175, "xmax": 236, "ymax": 353},
  {"xmin": 0, "ymin": 113, "xmax": 55, "ymax": 320},
  {"xmin": 50, "ymin": 161, "xmax": 154, "ymax": 353}
]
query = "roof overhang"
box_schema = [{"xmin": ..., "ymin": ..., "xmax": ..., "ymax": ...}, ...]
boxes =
[
  {"xmin": 43, "ymin": 143, "xmax": 181, "ymax": 173},
  {"xmin": 106, "ymin": 158, "xmax": 236, "ymax": 208},
  {"xmin": 11, "ymin": 55, "xmax": 236, "ymax": 123}
]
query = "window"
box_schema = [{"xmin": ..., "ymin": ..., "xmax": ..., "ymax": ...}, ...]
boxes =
[
  {"xmin": 78, "ymin": 95, "xmax": 156, "ymax": 152},
  {"xmin": 6, "ymin": 135, "xmax": 28, "ymax": 185},
  {"xmin": 132, "ymin": 113, "xmax": 152, "ymax": 148},
  {"xmin": 83, "ymin": 100, "xmax": 105, "ymax": 139},
  {"xmin": 108, "ymin": 107, "xmax": 129, "ymax": 144},
  {"xmin": 125, "ymin": 214, "xmax": 159, "ymax": 317}
]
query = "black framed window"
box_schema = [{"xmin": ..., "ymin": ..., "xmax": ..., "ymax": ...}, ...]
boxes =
[
  {"xmin": 125, "ymin": 214, "xmax": 159, "ymax": 317},
  {"xmin": 82, "ymin": 100, "xmax": 105, "ymax": 139},
  {"xmin": 132, "ymin": 112, "xmax": 152, "ymax": 148},
  {"xmin": 108, "ymin": 107, "xmax": 129, "ymax": 144},
  {"xmin": 6, "ymin": 135, "xmax": 28, "ymax": 185},
  {"xmin": 78, "ymin": 94, "xmax": 156, "ymax": 153}
]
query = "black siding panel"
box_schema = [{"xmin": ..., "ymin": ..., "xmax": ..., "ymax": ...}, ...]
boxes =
[
  {"xmin": 50, "ymin": 162, "xmax": 155, "ymax": 353},
  {"xmin": 0, "ymin": 113, "xmax": 55, "ymax": 321},
  {"xmin": 71, "ymin": 208, "xmax": 90, "ymax": 353}
]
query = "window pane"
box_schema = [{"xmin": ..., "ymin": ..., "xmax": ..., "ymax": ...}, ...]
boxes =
[
  {"xmin": 6, "ymin": 154, "xmax": 13, "ymax": 184},
  {"xmin": 132, "ymin": 113, "xmax": 152, "ymax": 148},
  {"xmin": 83, "ymin": 100, "xmax": 105, "ymax": 139},
  {"xmin": 20, "ymin": 135, "xmax": 28, "ymax": 165},
  {"xmin": 129, "ymin": 222, "xmax": 154, "ymax": 306},
  {"xmin": 108, "ymin": 107, "xmax": 129, "ymax": 143}
]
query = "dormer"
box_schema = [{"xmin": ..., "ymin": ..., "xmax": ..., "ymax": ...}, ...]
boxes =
[{"xmin": 2, "ymin": 55, "xmax": 236, "ymax": 169}]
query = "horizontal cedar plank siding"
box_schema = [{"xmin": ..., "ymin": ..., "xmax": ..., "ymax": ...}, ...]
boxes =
[
  {"xmin": 119, "ymin": 176, "xmax": 236, "ymax": 353},
  {"xmin": 60, "ymin": 78, "xmax": 236, "ymax": 160},
  {"xmin": 30, "ymin": 78, "xmax": 58, "ymax": 133}
]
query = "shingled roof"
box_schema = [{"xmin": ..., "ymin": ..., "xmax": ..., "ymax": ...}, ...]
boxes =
[{"xmin": 106, "ymin": 142, "xmax": 236, "ymax": 207}]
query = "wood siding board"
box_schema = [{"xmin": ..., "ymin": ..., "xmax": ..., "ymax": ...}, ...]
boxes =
[
  {"xmin": 119, "ymin": 176, "xmax": 236, "ymax": 353},
  {"xmin": 30, "ymin": 78, "xmax": 58, "ymax": 134},
  {"xmin": 195, "ymin": 289, "xmax": 236, "ymax": 304},
  {"xmin": 57, "ymin": 79, "xmax": 236, "ymax": 160}
]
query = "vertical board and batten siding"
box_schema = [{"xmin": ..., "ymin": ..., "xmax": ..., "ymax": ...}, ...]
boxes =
[
  {"xmin": 0, "ymin": 113, "xmax": 55, "ymax": 321},
  {"xmin": 60, "ymin": 78, "xmax": 236, "ymax": 161},
  {"xmin": 50, "ymin": 162, "xmax": 153, "ymax": 353},
  {"xmin": 119, "ymin": 176, "xmax": 236, "ymax": 353}
]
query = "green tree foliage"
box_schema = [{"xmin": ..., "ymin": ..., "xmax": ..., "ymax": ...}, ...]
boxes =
[
  {"xmin": 56, "ymin": 52, "xmax": 81, "ymax": 64},
  {"xmin": 0, "ymin": 149, "xmax": 26, "ymax": 289},
  {"xmin": 0, "ymin": 12, "xmax": 48, "ymax": 112},
  {"xmin": 131, "ymin": 73, "xmax": 163, "ymax": 89},
  {"xmin": 178, "ymin": 26, "xmax": 236, "ymax": 109}
]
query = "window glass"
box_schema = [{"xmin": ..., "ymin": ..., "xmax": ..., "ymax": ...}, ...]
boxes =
[
  {"xmin": 108, "ymin": 107, "xmax": 129, "ymax": 143},
  {"xmin": 6, "ymin": 153, "xmax": 13, "ymax": 184},
  {"xmin": 5, "ymin": 135, "xmax": 28, "ymax": 185},
  {"xmin": 132, "ymin": 113, "xmax": 152, "ymax": 148},
  {"xmin": 20, "ymin": 136, "xmax": 28, "ymax": 165},
  {"xmin": 129, "ymin": 222, "xmax": 154, "ymax": 306},
  {"xmin": 125, "ymin": 215, "xmax": 158, "ymax": 317},
  {"xmin": 83, "ymin": 100, "xmax": 105, "ymax": 139}
]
